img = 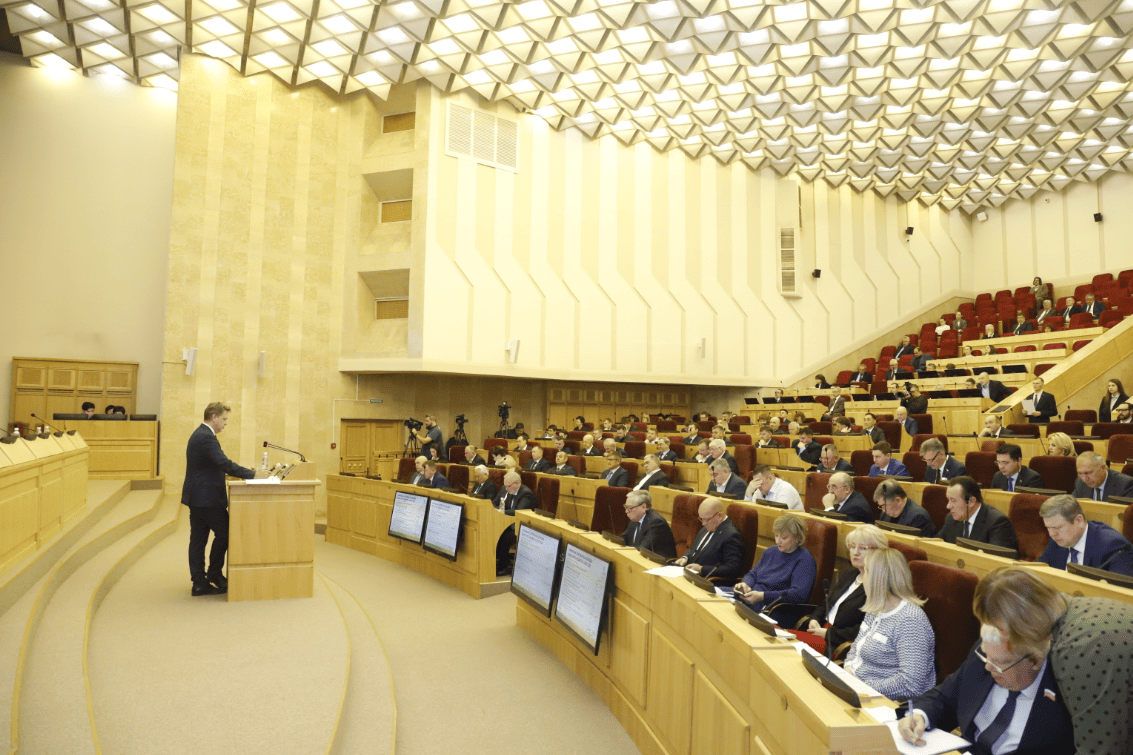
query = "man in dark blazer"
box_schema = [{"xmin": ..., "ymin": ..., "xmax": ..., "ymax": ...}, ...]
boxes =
[
  {"xmin": 939, "ymin": 477, "xmax": 1019, "ymax": 553},
  {"xmin": 978, "ymin": 414, "xmax": 1012, "ymax": 438},
  {"xmin": 861, "ymin": 413, "xmax": 885, "ymax": 444},
  {"xmin": 633, "ymin": 455, "xmax": 669, "ymax": 490},
  {"xmin": 811, "ymin": 444, "xmax": 854, "ymax": 474},
  {"xmin": 920, "ymin": 438, "xmax": 967, "ymax": 484},
  {"xmin": 849, "ymin": 363, "xmax": 872, "ymax": 384},
  {"xmin": 793, "ymin": 428, "xmax": 822, "ymax": 466},
  {"xmin": 581, "ymin": 434, "xmax": 604, "ymax": 457},
  {"xmin": 1073, "ymin": 451, "xmax": 1133, "ymax": 501},
  {"xmin": 706, "ymin": 438, "xmax": 741, "ymax": 475},
  {"xmin": 895, "ymin": 407, "xmax": 919, "ymax": 438},
  {"xmin": 525, "ymin": 445, "xmax": 551, "ymax": 472},
  {"xmin": 1060, "ymin": 297, "xmax": 1083, "ymax": 320},
  {"xmin": 674, "ymin": 497, "xmax": 746, "ymax": 581},
  {"xmin": 463, "ymin": 445, "xmax": 486, "ymax": 467},
  {"xmin": 883, "ymin": 358, "xmax": 900, "ymax": 381},
  {"xmin": 900, "ymin": 385, "xmax": 928, "ymax": 416},
  {"xmin": 820, "ymin": 386, "xmax": 847, "ymax": 421},
  {"xmin": 407, "ymin": 455, "xmax": 428, "ymax": 485},
  {"xmin": 600, "ymin": 454, "xmax": 631, "ymax": 488},
  {"xmin": 550, "ymin": 450, "xmax": 578, "ymax": 476},
  {"xmin": 869, "ymin": 442, "xmax": 909, "ymax": 478},
  {"xmin": 899, "ymin": 632, "xmax": 1075, "ymax": 755},
  {"xmin": 655, "ymin": 438, "xmax": 680, "ymax": 462},
  {"xmin": 1024, "ymin": 378, "xmax": 1058, "ymax": 423},
  {"xmin": 705, "ymin": 459, "xmax": 746, "ymax": 498},
  {"xmin": 620, "ymin": 490, "xmax": 677, "ymax": 559},
  {"xmin": 468, "ymin": 466, "xmax": 497, "ymax": 500},
  {"xmin": 991, "ymin": 444, "xmax": 1045, "ymax": 492},
  {"xmin": 683, "ymin": 424, "xmax": 701, "ymax": 445},
  {"xmin": 893, "ymin": 336, "xmax": 914, "ymax": 359},
  {"xmin": 876, "ymin": 480, "xmax": 936, "ymax": 537},
  {"xmin": 1010, "ymin": 312, "xmax": 1035, "ymax": 336},
  {"xmin": 763, "ymin": 388, "xmax": 785, "ymax": 403},
  {"xmin": 824, "ymin": 473, "xmax": 874, "ymax": 523},
  {"xmin": 1035, "ymin": 299, "xmax": 1056, "ymax": 323},
  {"xmin": 1037, "ymin": 495, "xmax": 1133, "ymax": 576},
  {"xmin": 419, "ymin": 460, "xmax": 450, "ymax": 489},
  {"xmin": 494, "ymin": 471, "xmax": 536, "ymax": 515},
  {"xmin": 910, "ymin": 347, "xmax": 932, "ymax": 373},
  {"xmin": 1082, "ymin": 293, "xmax": 1105, "ymax": 319},
  {"xmin": 977, "ymin": 372, "xmax": 1011, "ymax": 403},
  {"xmin": 181, "ymin": 402, "xmax": 256, "ymax": 596}
]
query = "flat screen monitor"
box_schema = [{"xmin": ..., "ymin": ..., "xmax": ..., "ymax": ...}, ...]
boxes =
[
  {"xmin": 1067, "ymin": 562, "xmax": 1133, "ymax": 589},
  {"xmin": 877, "ymin": 520, "xmax": 921, "ymax": 535},
  {"xmin": 956, "ymin": 536, "xmax": 1017, "ymax": 560},
  {"xmin": 554, "ymin": 543, "xmax": 614, "ymax": 655},
  {"xmin": 422, "ymin": 498, "xmax": 463, "ymax": 560},
  {"xmin": 801, "ymin": 649, "xmax": 862, "ymax": 708},
  {"xmin": 388, "ymin": 491, "xmax": 429, "ymax": 544},
  {"xmin": 510, "ymin": 524, "xmax": 562, "ymax": 617}
]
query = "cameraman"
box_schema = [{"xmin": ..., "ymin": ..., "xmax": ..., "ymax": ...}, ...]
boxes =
[{"xmin": 414, "ymin": 415, "xmax": 443, "ymax": 459}]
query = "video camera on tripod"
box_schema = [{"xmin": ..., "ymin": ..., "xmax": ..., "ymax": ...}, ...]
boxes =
[
  {"xmin": 404, "ymin": 418, "xmax": 423, "ymax": 432},
  {"xmin": 498, "ymin": 402, "xmax": 510, "ymax": 420}
]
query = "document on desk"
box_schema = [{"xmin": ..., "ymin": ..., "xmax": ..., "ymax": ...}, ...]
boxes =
[
  {"xmin": 883, "ymin": 720, "xmax": 970, "ymax": 755},
  {"xmin": 245, "ymin": 478, "xmax": 281, "ymax": 485},
  {"xmin": 792, "ymin": 643, "xmax": 884, "ymax": 699},
  {"xmin": 644, "ymin": 565, "xmax": 687, "ymax": 577}
]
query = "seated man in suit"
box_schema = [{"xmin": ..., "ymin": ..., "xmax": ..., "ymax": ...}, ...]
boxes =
[
  {"xmin": 869, "ymin": 441, "xmax": 909, "ymax": 477},
  {"xmin": 683, "ymin": 423, "xmax": 701, "ymax": 445},
  {"xmin": 1082, "ymin": 292, "xmax": 1106, "ymax": 319},
  {"xmin": 407, "ymin": 455, "xmax": 428, "ymax": 485},
  {"xmin": 693, "ymin": 440, "xmax": 712, "ymax": 463},
  {"xmin": 883, "ymin": 358, "xmax": 900, "ymax": 381},
  {"xmin": 793, "ymin": 427, "xmax": 822, "ymax": 466},
  {"xmin": 419, "ymin": 459, "xmax": 450, "ymax": 489},
  {"xmin": 1037, "ymin": 495, "xmax": 1133, "ymax": 576},
  {"xmin": 763, "ymin": 388, "xmax": 785, "ymax": 403},
  {"xmin": 1035, "ymin": 298, "xmax": 1056, "ymax": 323},
  {"xmin": 706, "ymin": 459, "xmax": 746, "ymax": 498},
  {"xmin": 767, "ymin": 416, "xmax": 782, "ymax": 433},
  {"xmin": 602, "ymin": 437, "xmax": 624, "ymax": 458},
  {"xmin": 861, "ymin": 412, "xmax": 885, "ymax": 444},
  {"xmin": 821, "ymin": 385, "xmax": 848, "ymax": 421},
  {"xmin": 655, "ymin": 437, "xmax": 680, "ymax": 462},
  {"xmin": 580, "ymin": 434, "xmax": 604, "ymax": 457},
  {"xmin": 600, "ymin": 453, "xmax": 630, "ymax": 488},
  {"xmin": 910, "ymin": 347, "xmax": 931, "ymax": 373},
  {"xmin": 991, "ymin": 443, "xmax": 1044, "ymax": 492},
  {"xmin": 1074, "ymin": 451, "xmax": 1133, "ymax": 501},
  {"xmin": 463, "ymin": 444, "xmax": 486, "ymax": 467},
  {"xmin": 981, "ymin": 323, "xmax": 998, "ymax": 340},
  {"xmin": 1024, "ymin": 377, "xmax": 1058, "ymax": 424},
  {"xmin": 513, "ymin": 433, "xmax": 531, "ymax": 452},
  {"xmin": 706, "ymin": 438, "xmax": 741, "ymax": 475},
  {"xmin": 468, "ymin": 465, "xmax": 497, "ymax": 499},
  {"xmin": 811, "ymin": 444, "xmax": 854, "ymax": 474},
  {"xmin": 1010, "ymin": 311, "xmax": 1035, "ymax": 336},
  {"xmin": 822, "ymin": 472, "xmax": 874, "ymax": 523},
  {"xmin": 938, "ymin": 476, "xmax": 1019, "ymax": 553},
  {"xmin": 898, "ymin": 623, "xmax": 1074, "ymax": 755},
  {"xmin": 613, "ymin": 426, "xmax": 630, "ymax": 444},
  {"xmin": 895, "ymin": 407, "xmax": 919, "ymax": 438},
  {"xmin": 633, "ymin": 454, "xmax": 669, "ymax": 490},
  {"xmin": 894, "ymin": 336, "xmax": 914, "ymax": 359},
  {"xmin": 552, "ymin": 436, "xmax": 567, "ymax": 458},
  {"xmin": 620, "ymin": 490, "xmax": 677, "ymax": 559},
  {"xmin": 977, "ymin": 371, "xmax": 1012, "ymax": 403},
  {"xmin": 674, "ymin": 497, "xmax": 746, "ymax": 580},
  {"xmin": 493, "ymin": 470, "xmax": 537, "ymax": 574},
  {"xmin": 711, "ymin": 425, "xmax": 734, "ymax": 446},
  {"xmin": 745, "ymin": 465, "xmax": 803, "ymax": 510},
  {"xmin": 1060, "ymin": 296, "xmax": 1082, "ymax": 320},
  {"xmin": 756, "ymin": 426, "xmax": 782, "ymax": 449},
  {"xmin": 550, "ymin": 450, "xmax": 577, "ymax": 476},
  {"xmin": 920, "ymin": 438, "xmax": 967, "ymax": 484},
  {"xmin": 875, "ymin": 479, "xmax": 936, "ymax": 537},
  {"xmin": 849, "ymin": 363, "xmax": 873, "ymax": 384},
  {"xmin": 600, "ymin": 418, "xmax": 613, "ymax": 432},
  {"xmin": 900, "ymin": 384, "xmax": 929, "ymax": 415},
  {"xmin": 525, "ymin": 445, "xmax": 551, "ymax": 473},
  {"xmin": 979, "ymin": 414, "xmax": 1012, "ymax": 438}
]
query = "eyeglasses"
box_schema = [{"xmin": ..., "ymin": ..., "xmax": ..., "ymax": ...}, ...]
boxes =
[
  {"xmin": 975, "ymin": 647, "xmax": 1031, "ymax": 675},
  {"xmin": 847, "ymin": 544, "xmax": 878, "ymax": 553},
  {"xmin": 699, "ymin": 512, "xmax": 721, "ymax": 524},
  {"xmin": 624, "ymin": 502, "xmax": 644, "ymax": 511}
]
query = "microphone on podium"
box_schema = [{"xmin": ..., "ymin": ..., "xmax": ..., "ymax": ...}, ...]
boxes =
[
  {"xmin": 30, "ymin": 414, "xmax": 64, "ymax": 437},
  {"xmin": 263, "ymin": 441, "xmax": 306, "ymax": 462}
]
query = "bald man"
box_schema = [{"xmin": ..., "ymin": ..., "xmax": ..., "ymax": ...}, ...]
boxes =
[{"xmin": 673, "ymin": 497, "xmax": 746, "ymax": 581}]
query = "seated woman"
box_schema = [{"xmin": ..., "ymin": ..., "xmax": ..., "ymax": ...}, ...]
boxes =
[
  {"xmin": 1046, "ymin": 431, "xmax": 1078, "ymax": 458},
  {"xmin": 844, "ymin": 549, "xmax": 936, "ymax": 701},
  {"xmin": 734, "ymin": 514, "xmax": 816, "ymax": 616},
  {"xmin": 572, "ymin": 416, "xmax": 587, "ymax": 431},
  {"xmin": 488, "ymin": 447, "xmax": 510, "ymax": 467},
  {"xmin": 551, "ymin": 450, "xmax": 577, "ymax": 476},
  {"xmin": 834, "ymin": 416, "xmax": 855, "ymax": 434},
  {"xmin": 788, "ymin": 525, "xmax": 886, "ymax": 655},
  {"xmin": 815, "ymin": 374, "xmax": 831, "ymax": 389},
  {"xmin": 933, "ymin": 317, "xmax": 950, "ymax": 336}
]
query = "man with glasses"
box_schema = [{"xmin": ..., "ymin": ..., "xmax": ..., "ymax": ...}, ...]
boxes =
[
  {"xmin": 492, "ymin": 470, "xmax": 536, "ymax": 575},
  {"xmin": 920, "ymin": 438, "xmax": 966, "ymax": 484},
  {"xmin": 633, "ymin": 454, "xmax": 670, "ymax": 491},
  {"xmin": 745, "ymin": 465, "xmax": 802, "ymax": 510},
  {"xmin": 990, "ymin": 443, "xmax": 1045, "ymax": 492},
  {"xmin": 619, "ymin": 490, "xmax": 677, "ymax": 559},
  {"xmin": 822, "ymin": 472, "xmax": 874, "ymax": 523},
  {"xmin": 1037, "ymin": 495, "xmax": 1133, "ymax": 577},
  {"xmin": 1073, "ymin": 451, "xmax": 1133, "ymax": 501},
  {"xmin": 705, "ymin": 459, "xmax": 746, "ymax": 498},
  {"xmin": 899, "ymin": 622, "xmax": 1074, "ymax": 755},
  {"xmin": 938, "ymin": 477, "xmax": 1019, "ymax": 553},
  {"xmin": 674, "ymin": 497, "xmax": 745, "ymax": 580},
  {"xmin": 874, "ymin": 480, "xmax": 935, "ymax": 537},
  {"xmin": 811, "ymin": 444, "xmax": 854, "ymax": 474}
]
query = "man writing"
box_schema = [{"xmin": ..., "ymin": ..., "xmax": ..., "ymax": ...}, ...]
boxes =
[{"xmin": 181, "ymin": 402, "xmax": 257, "ymax": 596}]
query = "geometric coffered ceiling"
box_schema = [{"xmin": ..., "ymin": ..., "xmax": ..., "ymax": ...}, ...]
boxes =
[{"xmin": 6, "ymin": 0, "xmax": 1133, "ymax": 213}]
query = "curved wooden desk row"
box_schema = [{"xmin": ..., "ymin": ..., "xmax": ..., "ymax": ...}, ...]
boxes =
[
  {"xmin": 58, "ymin": 419, "xmax": 158, "ymax": 480},
  {"xmin": 512, "ymin": 512, "xmax": 902, "ymax": 755},
  {"xmin": 325, "ymin": 475, "xmax": 517, "ymax": 599},
  {"xmin": 0, "ymin": 433, "xmax": 89, "ymax": 575}
]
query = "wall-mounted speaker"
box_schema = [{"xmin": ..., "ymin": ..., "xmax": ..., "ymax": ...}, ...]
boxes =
[
  {"xmin": 183, "ymin": 347, "xmax": 197, "ymax": 376},
  {"xmin": 506, "ymin": 339, "xmax": 520, "ymax": 363},
  {"xmin": 905, "ymin": 227, "xmax": 914, "ymax": 236},
  {"xmin": 812, "ymin": 269, "xmax": 822, "ymax": 278},
  {"xmin": 1094, "ymin": 213, "xmax": 1103, "ymax": 222}
]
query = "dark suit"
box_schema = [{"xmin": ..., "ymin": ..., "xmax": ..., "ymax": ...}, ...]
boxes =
[
  {"xmin": 657, "ymin": 449, "xmax": 679, "ymax": 462},
  {"xmin": 633, "ymin": 470, "xmax": 669, "ymax": 490},
  {"xmin": 923, "ymin": 456, "xmax": 967, "ymax": 484},
  {"xmin": 884, "ymin": 369, "xmax": 898, "ymax": 381},
  {"xmin": 980, "ymin": 380, "xmax": 1011, "ymax": 403},
  {"xmin": 756, "ymin": 439, "xmax": 782, "ymax": 449},
  {"xmin": 1083, "ymin": 301, "xmax": 1105, "ymax": 318},
  {"xmin": 1038, "ymin": 521, "xmax": 1133, "ymax": 576},
  {"xmin": 863, "ymin": 426, "xmax": 884, "ymax": 444},
  {"xmin": 812, "ymin": 459, "xmax": 854, "ymax": 474},
  {"xmin": 1099, "ymin": 393, "xmax": 1130, "ymax": 423},
  {"xmin": 909, "ymin": 643, "xmax": 1075, "ymax": 755},
  {"xmin": 795, "ymin": 440, "xmax": 821, "ymax": 466},
  {"xmin": 602, "ymin": 466, "xmax": 630, "ymax": 488},
  {"xmin": 421, "ymin": 471, "xmax": 450, "ymax": 489},
  {"xmin": 894, "ymin": 344, "xmax": 914, "ymax": 359},
  {"xmin": 938, "ymin": 505, "xmax": 1019, "ymax": 553},
  {"xmin": 621, "ymin": 508, "xmax": 677, "ymax": 559},
  {"xmin": 683, "ymin": 518, "xmax": 746, "ymax": 581},
  {"xmin": 805, "ymin": 567, "xmax": 866, "ymax": 651},
  {"xmin": 465, "ymin": 454, "xmax": 486, "ymax": 467},
  {"xmin": 901, "ymin": 417, "xmax": 920, "ymax": 436},
  {"xmin": 1061, "ymin": 305, "xmax": 1083, "ymax": 319},
  {"xmin": 870, "ymin": 460, "xmax": 909, "ymax": 477},
  {"xmin": 526, "ymin": 457, "xmax": 551, "ymax": 473},
  {"xmin": 551, "ymin": 464, "xmax": 577, "ymax": 476},
  {"xmin": 706, "ymin": 473, "xmax": 746, "ymax": 498},
  {"xmin": 469, "ymin": 479, "xmax": 497, "ymax": 500},
  {"xmin": 684, "ymin": 434, "xmax": 701, "ymax": 445},
  {"xmin": 495, "ymin": 484, "xmax": 537, "ymax": 515},
  {"xmin": 584, "ymin": 445, "xmax": 604, "ymax": 457},
  {"xmin": 880, "ymin": 500, "xmax": 936, "ymax": 537},
  {"xmin": 1026, "ymin": 391, "xmax": 1058, "ymax": 423},
  {"xmin": 181, "ymin": 423, "xmax": 255, "ymax": 585},
  {"xmin": 714, "ymin": 451, "xmax": 741, "ymax": 476},
  {"xmin": 1011, "ymin": 321, "xmax": 1035, "ymax": 336},
  {"xmin": 1073, "ymin": 470, "xmax": 1133, "ymax": 502},
  {"xmin": 1035, "ymin": 308, "xmax": 1056, "ymax": 323},
  {"xmin": 991, "ymin": 465, "xmax": 1044, "ymax": 492},
  {"xmin": 822, "ymin": 396, "xmax": 847, "ymax": 419},
  {"xmin": 832, "ymin": 491, "xmax": 874, "ymax": 523},
  {"xmin": 850, "ymin": 371, "xmax": 872, "ymax": 384},
  {"xmin": 901, "ymin": 394, "xmax": 928, "ymax": 416},
  {"xmin": 910, "ymin": 355, "xmax": 931, "ymax": 372}
]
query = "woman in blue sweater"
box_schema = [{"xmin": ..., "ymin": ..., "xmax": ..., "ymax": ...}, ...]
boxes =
[{"xmin": 733, "ymin": 514, "xmax": 816, "ymax": 613}]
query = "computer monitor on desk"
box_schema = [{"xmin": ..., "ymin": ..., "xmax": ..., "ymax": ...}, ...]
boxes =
[
  {"xmin": 877, "ymin": 520, "xmax": 921, "ymax": 536},
  {"xmin": 956, "ymin": 537, "xmax": 1018, "ymax": 560},
  {"xmin": 1067, "ymin": 562, "xmax": 1133, "ymax": 590}
]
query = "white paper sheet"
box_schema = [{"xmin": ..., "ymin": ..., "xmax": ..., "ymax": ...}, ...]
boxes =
[
  {"xmin": 884, "ymin": 720, "xmax": 971, "ymax": 755},
  {"xmin": 644, "ymin": 565, "xmax": 687, "ymax": 577}
]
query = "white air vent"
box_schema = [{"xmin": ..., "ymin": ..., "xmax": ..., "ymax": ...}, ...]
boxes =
[
  {"xmin": 445, "ymin": 101, "xmax": 520, "ymax": 173},
  {"xmin": 778, "ymin": 227, "xmax": 800, "ymax": 298}
]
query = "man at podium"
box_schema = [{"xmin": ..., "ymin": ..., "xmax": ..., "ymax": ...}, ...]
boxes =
[{"xmin": 181, "ymin": 402, "xmax": 256, "ymax": 596}]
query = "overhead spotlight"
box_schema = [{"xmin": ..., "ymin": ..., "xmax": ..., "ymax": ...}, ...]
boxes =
[
  {"xmin": 1094, "ymin": 213, "xmax": 1103, "ymax": 222},
  {"xmin": 812, "ymin": 269, "xmax": 821, "ymax": 278},
  {"xmin": 905, "ymin": 227, "xmax": 914, "ymax": 236}
]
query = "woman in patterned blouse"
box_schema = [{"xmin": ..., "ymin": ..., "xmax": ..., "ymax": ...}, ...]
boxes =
[{"xmin": 844, "ymin": 548, "xmax": 936, "ymax": 701}]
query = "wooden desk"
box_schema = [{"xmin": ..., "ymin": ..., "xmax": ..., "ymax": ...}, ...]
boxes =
[
  {"xmin": 228, "ymin": 472, "xmax": 319, "ymax": 601},
  {"xmin": 64, "ymin": 419, "xmax": 158, "ymax": 480},
  {"xmin": 325, "ymin": 476, "xmax": 516, "ymax": 599}
]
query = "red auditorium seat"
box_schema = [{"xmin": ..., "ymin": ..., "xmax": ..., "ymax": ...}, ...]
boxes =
[
  {"xmin": 850, "ymin": 450, "xmax": 873, "ymax": 477},
  {"xmin": 1045, "ymin": 421, "xmax": 1083, "ymax": 436},
  {"xmin": 1093, "ymin": 273, "xmax": 1114, "ymax": 288},
  {"xmin": 910, "ymin": 434, "xmax": 945, "ymax": 453},
  {"xmin": 563, "ymin": 439, "xmax": 581, "ymax": 454},
  {"xmin": 902, "ymin": 453, "xmax": 927, "ymax": 482},
  {"xmin": 810, "ymin": 421, "xmax": 832, "ymax": 435},
  {"xmin": 981, "ymin": 440, "xmax": 1006, "ymax": 453},
  {"xmin": 889, "ymin": 539, "xmax": 927, "ymax": 564},
  {"xmin": 567, "ymin": 455, "xmax": 585, "ymax": 476},
  {"xmin": 920, "ymin": 486, "xmax": 948, "ymax": 531},
  {"xmin": 910, "ymin": 561, "xmax": 980, "ymax": 683},
  {"xmin": 520, "ymin": 471, "xmax": 538, "ymax": 492},
  {"xmin": 804, "ymin": 473, "xmax": 833, "ymax": 513},
  {"xmin": 1009, "ymin": 493, "xmax": 1049, "ymax": 561},
  {"xmin": 836, "ymin": 370, "xmax": 853, "ymax": 385},
  {"xmin": 1043, "ymin": 342, "xmax": 1066, "ymax": 350},
  {"xmin": 1073, "ymin": 441, "xmax": 1095, "ymax": 455},
  {"xmin": 1064, "ymin": 409, "xmax": 1097, "ymax": 423},
  {"xmin": 1117, "ymin": 299, "xmax": 1133, "ymax": 317},
  {"xmin": 590, "ymin": 487, "xmax": 630, "ymax": 534},
  {"xmin": 1028, "ymin": 456, "xmax": 1076, "ymax": 494},
  {"xmin": 1044, "ymin": 317, "xmax": 1065, "ymax": 330},
  {"xmin": 802, "ymin": 518, "xmax": 838, "ymax": 604},
  {"xmin": 877, "ymin": 422, "xmax": 901, "ymax": 449},
  {"xmin": 964, "ymin": 452, "xmax": 998, "ymax": 488},
  {"xmin": 961, "ymin": 326, "xmax": 981, "ymax": 342},
  {"xmin": 1068, "ymin": 313, "xmax": 1094, "ymax": 329},
  {"xmin": 483, "ymin": 438, "xmax": 509, "ymax": 451},
  {"xmin": 567, "ymin": 430, "xmax": 587, "ymax": 440},
  {"xmin": 1014, "ymin": 345, "xmax": 1036, "ymax": 352},
  {"xmin": 1013, "ymin": 286, "xmax": 1030, "ymax": 298},
  {"xmin": 912, "ymin": 414, "xmax": 933, "ymax": 434},
  {"xmin": 727, "ymin": 504, "xmax": 759, "ymax": 574},
  {"xmin": 537, "ymin": 477, "xmax": 560, "ymax": 516},
  {"xmin": 1118, "ymin": 268, "xmax": 1133, "ymax": 287},
  {"xmin": 729, "ymin": 434, "xmax": 752, "ymax": 446},
  {"xmin": 670, "ymin": 495, "xmax": 702, "ymax": 557},
  {"xmin": 975, "ymin": 293, "xmax": 993, "ymax": 306},
  {"xmin": 622, "ymin": 441, "xmax": 646, "ymax": 458},
  {"xmin": 397, "ymin": 457, "xmax": 416, "ymax": 480},
  {"xmin": 1072, "ymin": 339, "xmax": 1092, "ymax": 352},
  {"xmin": 656, "ymin": 420, "xmax": 678, "ymax": 432},
  {"xmin": 1099, "ymin": 311, "xmax": 1124, "ymax": 329},
  {"xmin": 1091, "ymin": 423, "xmax": 1130, "ymax": 440},
  {"xmin": 1034, "ymin": 364, "xmax": 1055, "ymax": 377},
  {"xmin": 862, "ymin": 358, "xmax": 877, "ymax": 373},
  {"xmin": 733, "ymin": 445, "xmax": 755, "ymax": 481},
  {"xmin": 1107, "ymin": 435, "xmax": 1133, "ymax": 467},
  {"xmin": 937, "ymin": 342, "xmax": 958, "ymax": 359},
  {"xmin": 447, "ymin": 464, "xmax": 469, "ymax": 492}
]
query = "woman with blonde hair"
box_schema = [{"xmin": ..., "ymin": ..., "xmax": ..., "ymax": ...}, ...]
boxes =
[
  {"xmin": 844, "ymin": 548, "xmax": 936, "ymax": 700},
  {"xmin": 1045, "ymin": 431, "xmax": 1077, "ymax": 458}
]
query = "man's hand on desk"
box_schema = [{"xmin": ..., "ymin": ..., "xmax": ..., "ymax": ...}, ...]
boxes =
[{"xmin": 897, "ymin": 712, "xmax": 927, "ymax": 746}]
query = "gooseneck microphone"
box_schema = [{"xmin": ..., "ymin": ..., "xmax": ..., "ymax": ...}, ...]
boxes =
[
  {"xmin": 30, "ymin": 414, "xmax": 64, "ymax": 437},
  {"xmin": 263, "ymin": 441, "xmax": 306, "ymax": 462}
]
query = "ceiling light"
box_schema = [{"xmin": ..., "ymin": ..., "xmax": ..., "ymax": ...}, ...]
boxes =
[
  {"xmin": 430, "ymin": 38, "xmax": 461, "ymax": 56},
  {"xmin": 253, "ymin": 51, "xmax": 288, "ymax": 67},
  {"xmin": 261, "ymin": 2, "xmax": 301, "ymax": 23},
  {"xmin": 355, "ymin": 70, "xmax": 385, "ymax": 86},
  {"xmin": 30, "ymin": 31, "xmax": 62, "ymax": 47},
  {"xmin": 203, "ymin": 0, "xmax": 243, "ymax": 10},
  {"xmin": 146, "ymin": 51, "xmax": 177, "ymax": 68},
  {"xmin": 376, "ymin": 27, "xmax": 412, "ymax": 45},
  {"xmin": 147, "ymin": 73, "xmax": 178, "ymax": 89},
  {"xmin": 33, "ymin": 52, "xmax": 74, "ymax": 68},
  {"xmin": 263, "ymin": 28, "xmax": 290, "ymax": 44},
  {"xmin": 321, "ymin": 14, "xmax": 356, "ymax": 34},
  {"xmin": 306, "ymin": 60, "xmax": 337, "ymax": 77},
  {"xmin": 18, "ymin": 4, "xmax": 49, "ymax": 20},
  {"xmin": 443, "ymin": 14, "xmax": 479, "ymax": 33},
  {"xmin": 312, "ymin": 39, "xmax": 348, "ymax": 56},
  {"xmin": 149, "ymin": 30, "xmax": 175, "ymax": 45},
  {"xmin": 85, "ymin": 17, "xmax": 118, "ymax": 35},
  {"xmin": 137, "ymin": 4, "xmax": 179, "ymax": 24},
  {"xmin": 88, "ymin": 42, "xmax": 125, "ymax": 59},
  {"xmin": 198, "ymin": 39, "xmax": 237, "ymax": 57}
]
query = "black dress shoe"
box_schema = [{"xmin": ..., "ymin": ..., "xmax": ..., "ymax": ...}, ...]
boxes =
[
  {"xmin": 209, "ymin": 575, "xmax": 228, "ymax": 590},
  {"xmin": 192, "ymin": 582, "xmax": 220, "ymax": 596}
]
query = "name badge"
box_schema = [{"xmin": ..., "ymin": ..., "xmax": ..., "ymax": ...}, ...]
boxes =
[{"xmin": 873, "ymin": 633, "xmax": 889, "ymax": 644}]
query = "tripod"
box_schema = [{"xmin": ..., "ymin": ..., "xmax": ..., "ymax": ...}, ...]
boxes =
[
  {"xmin": 453, "ymin": 422, "xmax": 468, "ymax": 444},
  {"xmin": 496, "ymin": 416, "xmax": 510, "ymax": 438},
  {"xmin": 402, "ymin": 430, "xmax": 421, "ymax": 458}
]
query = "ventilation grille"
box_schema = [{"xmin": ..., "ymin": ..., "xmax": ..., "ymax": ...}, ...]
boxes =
[
  {"xmin": 778, "ymin": 227, "xmax": 800, "ymax": 298},
  {"xmin": 375, "ymin": 299, "xmax": 409, "ymax": 320},
  {"xmin": 445, "ymin": 101, "xmax": 520, "ymax": 173},
  {"xmin": 381, "ymin": 200, "xmax": 412, "ymax": 223},
  {"xmin": 384, "ymin": 112, "xmax": 416, "ymax": 133}
]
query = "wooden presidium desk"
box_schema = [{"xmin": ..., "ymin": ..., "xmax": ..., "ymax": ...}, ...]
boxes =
[{"xmin": 227, "ymin": 464, "xmax": 320, "ymax": 602}]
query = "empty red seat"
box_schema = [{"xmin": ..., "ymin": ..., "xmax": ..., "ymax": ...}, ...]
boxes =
[
  {"xmin": 1107, "ymin": 435, "xmax": 1133, "ymax": 466},
  {"xmin": 727, "ymin": 504, "xmax": 760, "ymax": 573},
  {"xmin": 910, "ymin": 433, "xmax": 945, "ymax": 453},
  {"xmin": 910, "ymin": 561, "xmax": 980, "ymax": 683},
  {"xmin": 1046, "ymin": 420, "xmax": 1083, "ymax": 436},
  {"xmin": 1014, "ymin": 344, "xmax": 1036, "ymax": 352},
  {"xmin": 1091, "ymin": 423, "xmax": 1129, "ymax": 440},
  {"xmin": 1068, "ymin": 313, "xmax": 1094, "ymax": 329},
  {"xmin": 1009, "ymin": 493, "xmax": 1049, "ymax": 561},
  {"xmin": 1043, "ymin": 342, "xmax": 1066, "ymax": 350},
  {"xmin": 1028, "ymin": 455, "xmax": 1077, "ymax": 494},
  {"xmin": 1099, "ymin": 311, "xmax": 1124, "ymax": 329},
  {"xmin": 1072, "ymin": 339, "xmax": 1092, "ymax": 351},
  {"xmin": 802, "ymin": 518, "xmax": 838, "ymax": 604},
  {"xmin": 902, "ymin": 452, "xmax": 927, "ymax": 482},
  {"xmin": 538, "ymin": 476, "xmax": 560, "ymax": 516},
  {"xmin": 1093, "ymin": 272, "xmax": 1114, "ymax": 287},
  {"xmin": 1064, "ymin": 409, "xmax": 1097, "ymax": 423},
  {"xmin": 1034, "ymin": 363, "xmax": 1055, "ymax": 377},
  {"xmin": 964, "ymin": 451, "xmax": 998, "ymax": 488}
]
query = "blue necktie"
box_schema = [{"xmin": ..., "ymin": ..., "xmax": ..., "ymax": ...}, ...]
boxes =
[{"xmin": 975, "ymin": 690, "xmax": 1020, "ymax": 755}]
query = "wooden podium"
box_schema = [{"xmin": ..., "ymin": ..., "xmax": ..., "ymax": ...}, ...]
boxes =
[{"xmin": 227, "ymin": 463, "xmax": 319, "ymax": 602}]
